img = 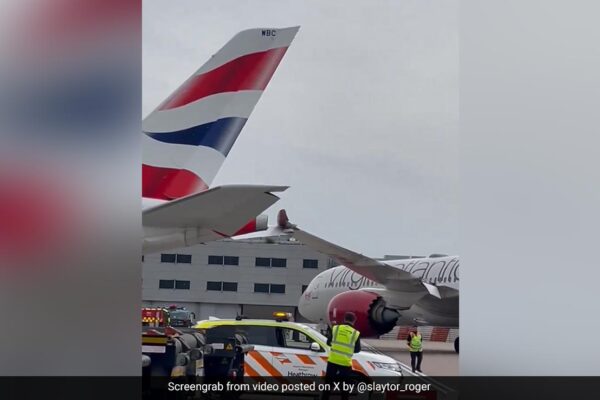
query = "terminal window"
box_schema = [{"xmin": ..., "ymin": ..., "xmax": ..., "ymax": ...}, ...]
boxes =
[
  {"xmin": 223, "ymin": 256, "xmax": 239, "ymax": 266},
  {"xmin": 175, "ymin": 280, "xmax": 190, "ymax": 290},
  {"xmin": 208, "ymin": 255, "xmax": 224, "ymax": 265},
  {"xmin": 271, "ymin": 258, "xmax": 287, "ymax": 268},
  {"xmin": 207, "ymin": 281, "xmax": 222, "ymax": 291},
  {"xmin": 255, "ymin": 257, "xmax": 287, "ymax": 268},
  {"xmin": 222, "ymin": 282, "xmax": 238, "ymax": 292},
  {"xmin": 303, "ymin": 259, "xmax": 318, "ymax": 269},
  {"xmin": 254, "ymin": 283, "xmax": 270, "ymax": 293},
  {"xmin": 160, "ymin": 254, "xmax": 176, "ymax": 263},
  {"xmin": 159, "ymin": 279, "xmax": 175, "ymax": 289},
  {"xmin": 255, "ymin": 257, "xmax": 270, "ymax": 267},
  {"xmin": 254, "ymin": 283, "xmax": 285, "ymax": 293},
  {"xmin": 270, "ymin": 284, "xmax": 286, "ymax": 294},
  {"xmin": 176, "ymin": 254, "xmax": 192, "ymax": 264}
]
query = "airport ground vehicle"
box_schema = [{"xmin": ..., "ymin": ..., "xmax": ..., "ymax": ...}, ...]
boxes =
[
  {"xmin": 167, "ymin": 305, "xmax": 196, "ymax": 328},
  {"xmin": 142, "ymin": 325, "xmax": 254, "ymax": 399},
  {"xmin": 142, "ymin": 327, "xmax": 205, "ymax": 375},
  {"xmin": 193, "ymin": 318, "xmax": 404, "ymax": 380},
  {"xmin": 142, "ymin": 307, "xmax": 170, "ymax": 327},
  {"xmin": 142, "ymin": 305, "xmax": 196, "ymax": 328}
]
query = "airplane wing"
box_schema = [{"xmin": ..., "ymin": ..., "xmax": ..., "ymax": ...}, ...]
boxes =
[
  {"xmin": 291, "ymin": 229, "xmax": 411, "ymax": 283},
  {"xmin": 277, "ymin": 210, "xmax": 441, "ymax": 299},
  {"xmin": 143, "ymin": 185, "xmax": 287, "ymax": 234}
]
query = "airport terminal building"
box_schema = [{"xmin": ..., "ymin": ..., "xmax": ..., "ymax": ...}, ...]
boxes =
[{"xmin": 142, "ymin": 238, "xmax": 335, "ymax": 321}]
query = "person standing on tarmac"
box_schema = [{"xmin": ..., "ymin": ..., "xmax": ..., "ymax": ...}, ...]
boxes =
[
  {"xmin": 322, "ymin": 312, "xmax": 361, "ymax": 400},
  {"xmin": 407, "ymin": 326, "xmax": 423, "ymax": 373}
]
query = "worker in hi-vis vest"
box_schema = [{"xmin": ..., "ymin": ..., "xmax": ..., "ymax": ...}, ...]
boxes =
[
  {"xmin": 322, "ymin": 312, "xmax": 361, "ymax": 400},
  {"xmin": 407, "ymin": 326, "xmax": 423, "ymax": 373}
]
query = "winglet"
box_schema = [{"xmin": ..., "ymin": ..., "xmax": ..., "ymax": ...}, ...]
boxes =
[
  {"xmin": 277, "ymin": 209, "xmax": 297, "ymax": 229},
  {"xmin": 277, "ymin": 209, "xmax": 289, "ymax": 228}
]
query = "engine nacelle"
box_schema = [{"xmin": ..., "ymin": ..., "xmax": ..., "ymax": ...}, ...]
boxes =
[{"xmin": 327, "ymin": 291, "xmax": 400, "ymax": 338}]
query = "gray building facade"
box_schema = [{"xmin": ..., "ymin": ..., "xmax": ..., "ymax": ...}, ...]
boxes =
[{"xmin": 142, "ymin": 238, "xmax": 335, "ymax": 321}]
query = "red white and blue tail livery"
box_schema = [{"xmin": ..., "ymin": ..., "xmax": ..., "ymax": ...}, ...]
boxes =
[{"xmin": 143, "ymin": 27, "xmax": 299, "ymax": 254}]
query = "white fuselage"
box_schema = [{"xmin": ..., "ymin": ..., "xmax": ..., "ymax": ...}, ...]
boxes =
[{"xmin": 299, "ymin": 256, "xmax": 459, "ymax": 327}]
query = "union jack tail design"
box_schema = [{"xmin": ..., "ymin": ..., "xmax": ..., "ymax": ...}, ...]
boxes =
[{"xmin": 143, "ymin": 27, "xmax": 299, "ymax": 200}]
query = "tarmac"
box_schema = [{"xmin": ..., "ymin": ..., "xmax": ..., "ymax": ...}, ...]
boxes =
[{"xmin": 363, "ymin": 339, "xmax": 459, "ymax": 377}]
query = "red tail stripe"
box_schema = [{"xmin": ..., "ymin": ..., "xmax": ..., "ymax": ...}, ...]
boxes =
[
  {"xmin": 142, "ymin": 164, "xmax": 208, "ymax": 200},
  {"xmin": 158, "ymin": 47, "xmax": 288, "ymax": 110}
]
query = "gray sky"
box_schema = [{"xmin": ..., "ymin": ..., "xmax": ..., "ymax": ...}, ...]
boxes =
[{"xmin": 143, "ymin": 0, "xmax": 458, "ymax": 257}]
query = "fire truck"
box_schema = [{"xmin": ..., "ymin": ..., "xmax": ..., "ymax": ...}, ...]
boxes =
[
  {"xmin": 142, "ymin": 305, "xmax": 195, "ymax": 328},
  {"xmin": 142, "ymin": 307, "xmax": 170, "ymax": 327}
]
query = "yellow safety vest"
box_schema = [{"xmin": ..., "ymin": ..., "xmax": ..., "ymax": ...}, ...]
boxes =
[
  {"xmin": 410, "ymin": 333, "xmax": 422, "ymax": 352},
  {"xmin": 328, "ymin": 324, "xmax": 360, "ymax": 367}
]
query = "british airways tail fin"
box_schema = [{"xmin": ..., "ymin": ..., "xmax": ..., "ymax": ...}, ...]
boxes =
[{"xmin": 142, "ymin": 27, "xmax": 299, "ymax": 200}]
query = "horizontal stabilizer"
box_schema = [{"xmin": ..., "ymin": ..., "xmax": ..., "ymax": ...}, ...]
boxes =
[{"xmin": 143, "ymin": 185, "xmax": 287, "ymax": 233}]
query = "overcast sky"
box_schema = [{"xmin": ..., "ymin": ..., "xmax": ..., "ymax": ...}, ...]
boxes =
[{"xmin": 143, "ymin": 0, "xmax": 458, "ymax": 257}]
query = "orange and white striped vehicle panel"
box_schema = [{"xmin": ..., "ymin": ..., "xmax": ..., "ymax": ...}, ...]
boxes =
[{"xmin": 243, "ymin": 350, "xmax": 378, "ymax": 382}]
